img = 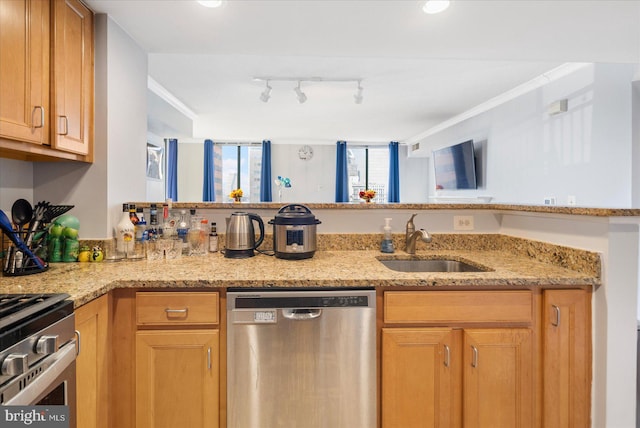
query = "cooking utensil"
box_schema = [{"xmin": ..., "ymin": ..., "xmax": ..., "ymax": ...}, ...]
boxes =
[
  {"xmin": 0, "ymin": 209, "xmax": 46, "ymax": 270},
  {"xmin": 42, "ymin": 204, "xmax": 74, "ymax": 224},
  {"xmin": 224, "ymin": 212, "xmax": 265, "ymax": 258},
  {"xmin": 269, "ymin": 204, "xmax": 321, "ymax": 260},
  {"xmin": 25, "ymin": 201, "xmax": 48, "ymax": 247},
  {"xmin": 11, "ymin": 199, "xmax": 33, "ymax": 239}
]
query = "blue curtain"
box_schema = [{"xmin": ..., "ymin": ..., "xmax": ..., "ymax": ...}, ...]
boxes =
[
  {"xmin": 202, "ymin": 139, "xmax": 215, "ymax": 201},
  {"xmin": 335, "ymin": 141, "xmax": 349, "ymax": 202},
  {"xmin": 388, "ymin": 141, "xmax": 400, "ymax": 202},
  {"xmin": 260, "ymin": 140, "xmax": 272, "ymax": 202},
  {"xmin": 167, "ymin": 138, "xmax": 178, "ymax": 201}
]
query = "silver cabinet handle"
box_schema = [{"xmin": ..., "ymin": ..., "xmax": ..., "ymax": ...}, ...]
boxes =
[
  {"xmin": 32, "ymin": 106, "xmax": 45, "ymax": 128},
  {"xmin": 471, "ymin": 345, "xmax": 478, "ymax": 368},
  {"xmin": 443, "ymin": 344, "xmax": 450, "ymax": 367},
  {"xmin": 207, "ymin": 347, "xmax": 212, "ymax": 370},
  {"xmin": 75, "ymin": 330, "xmax": 81, "ymax": 356},
  {"xmin": 58, "ymin": 115, "xmax": 68, "ymax": 135},
  {"xmin": 165, "ymin": 308, "xmax": 188, "ymax": 314},
  {"xmin": 552, "ymin": 304, "xmax": 561, "ymax": 326}
]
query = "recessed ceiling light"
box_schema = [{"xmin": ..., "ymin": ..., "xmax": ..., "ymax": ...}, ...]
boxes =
[
  {"xmin": 423, "ymin": 0, "xmax": 450, "ymax": 14},
  {"xmin": 198, "ymin": 0, "xmax": 224, "ymax": 8}
]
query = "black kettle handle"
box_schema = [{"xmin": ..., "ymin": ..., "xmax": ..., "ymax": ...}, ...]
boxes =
[
  {"xmin": 249, "ymin": 213, "xmax": 265, "ymax": 249},
  {"xmin": 277, "ymin": 204, "xmax": 311, "ymax": 214}
]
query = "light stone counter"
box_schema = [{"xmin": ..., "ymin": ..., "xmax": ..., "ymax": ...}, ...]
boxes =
[{"xmin": 0, "ymin": 234, "xmax": 600, "ymax": 308}]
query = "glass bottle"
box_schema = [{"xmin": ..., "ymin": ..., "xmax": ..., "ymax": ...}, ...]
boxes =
[
  {"xmin": 116, "ymin": 203, "xmax": 135, "ymax": 254},
  {"xmin": 128, "ymin": 203, "xmax": 140, "ymax": 225},
  {"xmin": 209, "ymin": 222, "xmax": 218, "ymax": 252},
  {"xmin": 176, "ymin": 210, "xmax": 190, "ymax": 255}
]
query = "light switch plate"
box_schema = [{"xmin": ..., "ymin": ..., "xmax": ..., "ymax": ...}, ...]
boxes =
[{"xmin": 454, "ymin": 215, "xmax": 474, "ymax": 231}]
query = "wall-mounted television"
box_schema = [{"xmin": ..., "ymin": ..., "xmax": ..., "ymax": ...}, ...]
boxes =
[{"xmin": 433, "ymin": 140, "xmax": 477, "ymax": 190}]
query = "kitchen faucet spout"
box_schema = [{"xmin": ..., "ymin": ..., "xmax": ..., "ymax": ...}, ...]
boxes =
[{"xmin": 405, "ymin": 229, "xmax": 432, "ymax": 254}]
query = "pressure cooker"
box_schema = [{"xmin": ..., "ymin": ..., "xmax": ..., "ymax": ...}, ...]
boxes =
[{"xmin": 269, "ymin": 204, "xmax": 321, "ymax": 259}]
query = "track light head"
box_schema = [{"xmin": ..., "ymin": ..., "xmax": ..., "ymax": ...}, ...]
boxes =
[
  {"xmin": 294, "ymin": 82, "xmax": 307, "ymax": 104},
  {"xmin": 260, "ymin": 81, "xmax": 272, "ymax": 103},
  {"xmin": 354, "ymin": 81, "xmax": 364, "ymax": 104}
]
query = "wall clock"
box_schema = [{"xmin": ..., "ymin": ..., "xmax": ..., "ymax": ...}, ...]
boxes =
[{"xmin": 298, "ymin": 145, "xmax": 314, "ymax": 160}]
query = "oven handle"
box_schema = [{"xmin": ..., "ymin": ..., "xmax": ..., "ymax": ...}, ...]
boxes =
[{"xmin": 5, "ymin": 339, "xmax": 76, "ymax": 405}]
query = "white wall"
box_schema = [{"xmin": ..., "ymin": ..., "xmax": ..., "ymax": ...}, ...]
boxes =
[
  {"xmin": 0, "ymin": 159, "xmax": 33, "ymax": 214},
  {"xmin": 415, "ymin": 63, "xmax": 636, "ymax": 208}
]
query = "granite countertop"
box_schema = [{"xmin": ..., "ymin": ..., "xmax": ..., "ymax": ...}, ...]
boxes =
[{"xmin": 0, "ymin": 247, "xmax": 599, "ymax": 308}]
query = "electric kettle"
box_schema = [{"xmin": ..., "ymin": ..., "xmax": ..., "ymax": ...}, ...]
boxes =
[{"xmin": 224, "ymin": 212, "xmax": 265, "ymax": 258}]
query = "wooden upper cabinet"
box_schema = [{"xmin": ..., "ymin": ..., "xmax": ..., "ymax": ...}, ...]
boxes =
[
  {"xmin": 51, "ymin": 0, "xmax": 93, "ymax": 157},
  {"xmin": 0, "ymin": 0, "xmax": 50, "ymax": 145}
]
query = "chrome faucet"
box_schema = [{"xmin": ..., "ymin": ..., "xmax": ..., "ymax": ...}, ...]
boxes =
[
  {"xmin": 405, "ymin": 213, "xmax": 432, "ymax": 254},
  {"xmin": 405, "ymin": 229, "xmax": 432, "ymax": 254},
  {"xmin": 405, "ymin": 214, "xmax": 417, "ymax": 244}
]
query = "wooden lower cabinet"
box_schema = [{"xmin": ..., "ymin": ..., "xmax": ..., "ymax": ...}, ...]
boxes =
[
  {"xmin": 463, "ymin": 328, "xmax": 533, "ymax": 428},
  {"xmin": 74, "ymin": 294, "xmax": 110, "ymax": 428},
  {"xmin": 543, "ymin": 289, "xmax": 591, "ymax": 427},
  {"xmin": 135, "ymin": 329, "xmax": 220, "ymax": 428},
  {"xmin": 382, "ymin": 327, "xmax": 533, "ymax": 428},
  {"xmin": 382, "ymin": 328, "xmax": 461, "ymax": 427}
]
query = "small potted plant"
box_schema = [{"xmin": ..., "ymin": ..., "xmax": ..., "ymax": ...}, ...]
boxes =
[
  {"xmin": 359, "ymin": 189, "xmax": 376, "ymax": 203},
  {"xmin": 229, "ymin": 188, "xmax": 243, "ymax": 202}
]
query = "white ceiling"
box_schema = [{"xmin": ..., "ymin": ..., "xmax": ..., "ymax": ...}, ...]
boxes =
[{"xmin": 85, "ymin": 0, "xmax": 640, "ymax": 144}]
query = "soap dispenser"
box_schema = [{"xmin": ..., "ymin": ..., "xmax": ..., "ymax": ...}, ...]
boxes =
[{"xmin": 381, "ymin": 218, "xmax": 395, "ymax": 253}]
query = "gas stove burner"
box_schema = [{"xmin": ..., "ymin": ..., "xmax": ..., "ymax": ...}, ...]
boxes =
[{"xmin": 0, "ymin": 293, "xmax": 73, "ymax": 351}]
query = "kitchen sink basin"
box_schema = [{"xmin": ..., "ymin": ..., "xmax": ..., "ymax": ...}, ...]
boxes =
[{"xmin": 377, "ymin": 258, "xmax": 489, "ymax": 273}]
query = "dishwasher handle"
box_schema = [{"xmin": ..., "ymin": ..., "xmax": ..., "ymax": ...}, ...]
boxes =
[{"xmin": 282, "ymin": 308, "xmax": 322, "ymax": 320}]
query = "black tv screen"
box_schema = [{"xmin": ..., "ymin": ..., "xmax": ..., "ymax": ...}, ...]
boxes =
[{"xmin": 433, "ymin": 140, "xmax": 477, "ymax": 190}]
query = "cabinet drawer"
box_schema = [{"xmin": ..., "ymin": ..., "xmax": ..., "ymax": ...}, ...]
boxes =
[
  {"xmin": 136, "ymin": 292, "xmax": 219, "ymax": 326},
  {"xmin": 384, "ymin": 290, "xmax": 533, "ymax": 324}
]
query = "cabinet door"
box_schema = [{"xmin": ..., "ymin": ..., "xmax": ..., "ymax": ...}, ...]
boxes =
[
  {"xmin": 136, "ymin": 330, "xmax": 219, "ymax": 428},
  {"xmin": 543, "ymin": 289, "xmax": 591, "ymax": 427},
  {"xmin": 51, "ymin": 0, "xmax": 93, "ymax": 156},
  {"xmin": 463, "ymin": 328, "xmax": 534, "ymax": 428},
  {"xmin": 382, "ymin": 328, "xmax": 461, "ymax": 428},
  {"xmin": 0, "ymin": 0, "xmax": 49, "ymax": 144},
  {"xmin": 74, "ymin": 294, "xmax": 109, "ymax": 428}
]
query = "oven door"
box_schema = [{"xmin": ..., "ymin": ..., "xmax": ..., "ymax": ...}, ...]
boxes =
[{"xmin": 4, "ymin": 339, "xmax": 77, "ymax": 428}]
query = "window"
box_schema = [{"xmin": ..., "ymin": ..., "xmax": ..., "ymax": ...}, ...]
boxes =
[
  {"xmin": 347, "ymin": 146, "xmax": 389, "ymax": 202},
  {"xmin": 218, "ymin": 144, "xmax": 262, "ymax": 202}
]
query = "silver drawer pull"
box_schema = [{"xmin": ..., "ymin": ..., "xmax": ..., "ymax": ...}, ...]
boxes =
[
  {"xmin": 58, "ymin": 115, "xmax": 68, "ymax": 135},
  {"xmin": 33, "ymin": 106, "xmax": 45, "ymax": 128},
  {"xmin": 443, "ymin": 344, "xmax": 450, "ymax": 367},
  {"xmin": 471, "ymin": 345, "xmax": 478, "ymax": 368},
  {"xmin": 165, "ymin": 308, "xmax": 188, "ymax": 315},
  {"xmin": 552, "ymin": 304, "xmax": 561, "ymax": 327}
]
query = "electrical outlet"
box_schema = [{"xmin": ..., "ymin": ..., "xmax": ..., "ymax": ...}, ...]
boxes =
[
  {"xmin": 453, "ymin": 215, "xmax": 474, "ymax": 231},
  {"xmin": 567, "ymin": 195, "xmax": 576, "ymax": 206}
]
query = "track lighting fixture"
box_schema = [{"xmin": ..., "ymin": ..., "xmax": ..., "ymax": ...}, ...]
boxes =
[
  {"xmin": 253, "ymin": 77, "xmax": 363, "ymax": 104},
  {"xmin": 354, "ymin": 80, "xmax": 364, "ymax": 104},
  {"xmin": 294, "ymin": 81, "xmax": 307, "ymax": 104},
  {"xmin": 260, "ymin": 81, "xmax": 272, "ymax": 103}
]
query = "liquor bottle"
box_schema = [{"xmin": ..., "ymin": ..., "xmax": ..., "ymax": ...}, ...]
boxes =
[
  {"xmin": 209, "ymin": 222, "xmax": 218, "ymax": 252},
  {"xmin": 148, "ymin": 204, "xmax": 159, "ymax": 240},
  {"xmin": 176, "ymin": 210, "xmax": 190, "ymax": 255},
  {"xmin": 128, "ymin": 204, "xmax": 139, "ymax": 225},
  {"xmin": 116, "ymin": 203, "xmax": 135, "ymax": 254}
]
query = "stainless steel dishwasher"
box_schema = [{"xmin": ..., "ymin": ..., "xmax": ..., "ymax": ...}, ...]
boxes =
[{"xmin": 227, "ymin": 288, "xmax": 376, "ymax": 428}]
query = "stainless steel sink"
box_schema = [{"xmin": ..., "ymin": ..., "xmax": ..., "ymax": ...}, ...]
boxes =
[{"xmin": 378, "ymin": 258, "xmax": 489, "ymax": 273}]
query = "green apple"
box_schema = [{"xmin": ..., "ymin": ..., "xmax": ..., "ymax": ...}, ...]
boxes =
[
  {"xmin": 62, "ymin": 227, "xmax": 79, "ymax": 240},
  {"xmin": 54, "ymin": 214, "xmax": 80, "ymax": 230},
  {"xmin": 49, "ymin": 224, "xmax": 64, "ymax": 238}
]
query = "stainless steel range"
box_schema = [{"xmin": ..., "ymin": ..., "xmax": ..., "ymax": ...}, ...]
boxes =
[{"xmin": 0, "ymin": 294, "xmax": 77, "ymax": 426}]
